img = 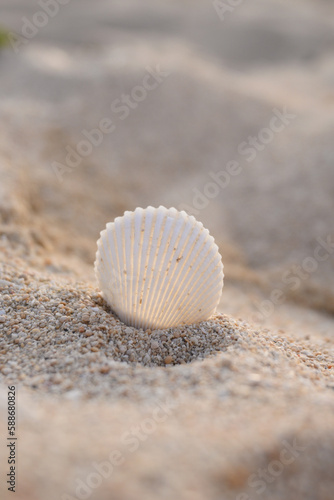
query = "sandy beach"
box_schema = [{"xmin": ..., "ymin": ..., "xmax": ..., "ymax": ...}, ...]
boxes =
[{"xmin": 0, "ymin": 0, "xmax": 334, "ymax": 498}]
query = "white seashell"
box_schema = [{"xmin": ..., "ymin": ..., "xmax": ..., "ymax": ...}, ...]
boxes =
[{"xmin": 94, "ymin": 206, "xmax": 224, "ymax": 330}]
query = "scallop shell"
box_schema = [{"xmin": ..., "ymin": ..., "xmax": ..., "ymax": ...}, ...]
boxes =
[{"xmin": 94, "ymin": 206, "xmax": 224, "ymax": 330}]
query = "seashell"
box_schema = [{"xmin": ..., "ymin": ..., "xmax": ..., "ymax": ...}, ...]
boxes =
[{"xmin": 94, "ymin": 206, "xmax": 224, "ymax": 330}]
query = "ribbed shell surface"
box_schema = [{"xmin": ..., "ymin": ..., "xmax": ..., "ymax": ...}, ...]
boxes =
[{"xmin": 94, "ymin": 206, "xmax": 224, "ymax": 329}]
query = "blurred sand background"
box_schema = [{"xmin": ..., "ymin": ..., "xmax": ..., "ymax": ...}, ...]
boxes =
[{"xmin": 0, "ymin": 0, "xmax": 334, "ymax": 499}]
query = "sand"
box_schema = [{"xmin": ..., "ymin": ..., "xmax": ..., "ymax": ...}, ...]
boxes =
[{"xmin": 1, "ymin": 0, "xmax": 334, "ymax": 499}]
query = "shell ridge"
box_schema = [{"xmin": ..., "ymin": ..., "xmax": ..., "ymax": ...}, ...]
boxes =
[
  {"xmin": 172, "ymin": 254, "xmax": 223, "ymax": 321},
  {"xmin": 185, "ymin": 283, "xmax": 223, "ymax": 325},
  {"xmin": 121, "ymin": 215, "xmax": 129, "ymax": 324},
  {"xmin": 143, "ymin": 211, "xmax": 175, "ymax": 324},
  {"xmin": 180, "ymin": 266, "xmax": 223, "ymax": 323},
  {"xmin": 132, "ymin": 208, "xmax": 146, "ymax": 327},
  {"xmin": 139, "ymin": 208, "xmax": 165, "ymax": 328},
  {"xmin": 160, "ymin": 230, "xmax": 208, "ymax": 325},
  {"xmin": 171, "ymin": 280, "xmax": 221, "ymax": 327},
  {"xmin": 113, "ymin": 218, "xmax": 127, "ymax": 323},
  {"xmin": 149, "ymin": 215, "xmax": 187, "ymax": 326},
  {"xmin": 143, "ymin": 215, "xmax": 177, "ymax": 325},
  {"xmin": 136, "ymin": 209, "xmax": 155, "ymax": 328},
  {"xmin": 166, "ymin": 260, "xmax": 219, "ymax": 327},
  {"xmin": 156, "ymin": 219, "xmax": 201, "ymax": 325},
  {"xmin": 138, "ymin": 206, "xmax": 168, "ymax": 327},
  {"xmin": 162, "ymin": 230, "xmax": 210, "ymax": 325},
  {"xmin": 163, "ymin": 246, "xmax": 221, "ymax": 325},
  {"xmin": 188, "ymin": 283, "xmax": 223, "ymax": 324},
  {"xmin": 123, "ymin": 212, "xmax": 134, "ymax": 323},
  {"xmin": 129, "ymin": 209, "xmax": 141, "ymax": 326},
  {"xmin": 153, "ymin": 216, "xmax": 193, "ymax": 324},
  {"xmin": 124, "ymin": 212, "xmax": 135, "ymax": 326}
]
